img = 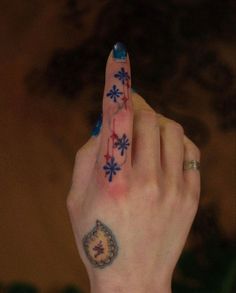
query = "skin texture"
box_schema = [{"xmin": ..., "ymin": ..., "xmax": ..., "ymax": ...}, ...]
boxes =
[{"xmin": 67, "ymin": 50, "xmax": 201, "ymax": 293}]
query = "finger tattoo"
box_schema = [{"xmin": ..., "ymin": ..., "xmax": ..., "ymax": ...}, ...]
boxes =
[{"xmin": 103, "ymin": 67, "xmax": 131, "ymax": 182}]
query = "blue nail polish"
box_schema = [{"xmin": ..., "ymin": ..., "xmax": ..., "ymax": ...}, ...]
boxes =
[
  {"xmin": 91, "ymin": 113, "xmax": 102, "ymax": 136},
  {"xmin": 113, "ymin": 42, "xmax": 127, "ymax": 61}
]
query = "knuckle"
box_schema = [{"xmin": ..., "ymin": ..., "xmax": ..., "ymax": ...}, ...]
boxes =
[
  {"xmin": 105, "ymin": 177, "xmax": 130, "ymax": 198},
  {"xmin": 166, "ymin": 121, "xmax": 184, "ymax": 135},
  {"xmin": 137, "ymin": 109, "xmax": 158, "ymax": 122},
  {"xmin": 165, "ymin": 192, "xmax": 182, "ymax": 210},
  {"xmin": 145, "ymin": 180, "xmax": 160, "ymax": 194},
  {"xmin": 133, "ymin": 176, "xmax": 160, "ymax": 201},
  {"xmin": 166, "ymin": 179, "xmax": 184, "ymax": 198},
  {"xmin": 141, "ymin": 182, "xmax": 160, "ymax": 203}
]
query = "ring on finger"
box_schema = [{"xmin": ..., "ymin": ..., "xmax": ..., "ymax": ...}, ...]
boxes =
[{"xmin": 183, "ymin": 160, "xmax": 200, "ymax": 171}]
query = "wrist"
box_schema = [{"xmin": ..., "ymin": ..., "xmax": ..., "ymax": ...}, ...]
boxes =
[
  {"xmin": 89, "ymin": 275, "xmax": 172, "ymax": 293},
  {"xmin": 91, "ymin": 284, "xmax": 171, "ymax": 293}
]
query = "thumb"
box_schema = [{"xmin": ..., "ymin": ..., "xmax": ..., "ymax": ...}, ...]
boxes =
[{"xmin": 71, "ymin": 114, "xmax": 102, "ymax": 192}]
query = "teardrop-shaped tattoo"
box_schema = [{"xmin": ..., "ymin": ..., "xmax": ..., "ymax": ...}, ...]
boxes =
[{"xmin": 82, "ymin": 220, "xmax": 119, "ymax": 269}]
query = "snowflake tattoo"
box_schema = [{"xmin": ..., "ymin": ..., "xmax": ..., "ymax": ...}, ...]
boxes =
[
  {"xmin": 114, "ymin": 134, "xmax": 130, "ymax": 156},
  {"xmin": 102, "ymin": 66, "xmax": 131, "ymax": 183},
  {"xmin": 106, "ymin": 85, "xmax": 122, "ymax": 102},
  {"xmin": 114, "ymin": 67, "xmax": 130, "ymax": 84},
  {"xmin": 103, "ymin": 156, "xmax": 121, "ymax": 182}
]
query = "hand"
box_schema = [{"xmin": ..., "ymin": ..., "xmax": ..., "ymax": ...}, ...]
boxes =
[{"xmin": 67, "ymin": 43, "xmax": 201, "ymax": 293}]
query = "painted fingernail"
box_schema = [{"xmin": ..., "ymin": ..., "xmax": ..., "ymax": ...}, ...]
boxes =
[
  {"xmin": 91, "ymin": 113, "xmax": 103, "ymax": 136},
  {"xmin": 113, "ymin": 42, "xmax": 127, "ymax": 61}
]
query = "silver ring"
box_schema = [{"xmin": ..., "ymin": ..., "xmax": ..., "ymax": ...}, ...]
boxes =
[{"xmin": 183, "ymin": 160, "xmax": 200, "ymax": 171}]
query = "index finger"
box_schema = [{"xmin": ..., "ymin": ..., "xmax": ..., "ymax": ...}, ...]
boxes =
[{"xmin": 97, "ymin": 43, "xmax": 133, "ymax": 185}]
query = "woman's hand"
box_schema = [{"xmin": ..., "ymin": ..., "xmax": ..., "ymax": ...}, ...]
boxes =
[{"xmin": 67, "ymin": 43, "xmax": 200, "ymax": 293}]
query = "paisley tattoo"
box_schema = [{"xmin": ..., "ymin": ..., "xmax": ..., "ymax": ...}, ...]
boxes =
[{"xmin": 82, "ymin": 220, "xmax": 119, "ymax": 269}]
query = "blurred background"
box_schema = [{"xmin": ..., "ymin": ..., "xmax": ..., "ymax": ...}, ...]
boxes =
[{"xmin": 0, "ymin": 0, "xmax": 235, "ymax": 292}]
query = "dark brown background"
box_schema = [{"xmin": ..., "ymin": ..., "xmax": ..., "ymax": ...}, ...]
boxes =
[{"xmin": 0, "ymin": 0, "xmax": 235, "ymax": 292}]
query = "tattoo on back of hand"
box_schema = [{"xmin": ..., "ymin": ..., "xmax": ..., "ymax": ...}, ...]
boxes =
[{"xmin": 82, "ymin": 220, "xmax": 119, "ymax": 269}]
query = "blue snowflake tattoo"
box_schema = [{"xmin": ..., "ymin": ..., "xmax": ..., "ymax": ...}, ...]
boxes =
[
  {"xmin": 103, "ymin": 156, "xmax": 121, "ymax": 182},
  {"xmin": 114, "ymin": 67, "xmax": 130, "ymax": 85},
  {"xmin": 106, "ymin": 85, "xmax": 122, "ymax": 102},
  {"xmin": 114, "ymin": 134, "xmax": 130, "ymax": 156}
]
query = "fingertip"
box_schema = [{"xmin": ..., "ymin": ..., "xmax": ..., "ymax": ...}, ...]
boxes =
[
  {"xmin": 113, "ymin": 42, "xmax": 128, "ymax": 62},
  {"xmin": 106, "ymin": 42, "xmax": 130, "ymax": 72},
  {"xmin": 103, "ymin": 42, "xmax": 132, "ymax": 112}
]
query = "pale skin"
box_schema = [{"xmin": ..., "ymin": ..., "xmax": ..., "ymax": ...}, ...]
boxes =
[{"xmin": 67, "ymin": 50, "xmax": 201, "ymax": 293}]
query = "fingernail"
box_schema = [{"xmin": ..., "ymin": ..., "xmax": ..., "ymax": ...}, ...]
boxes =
[
  {"xmin": 113, "ymin": 42, "xmax": 127, "ymax": 61},
  {"xmin": 91, "ymin": 113, "xmax": 103, "ymax": 136}
]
